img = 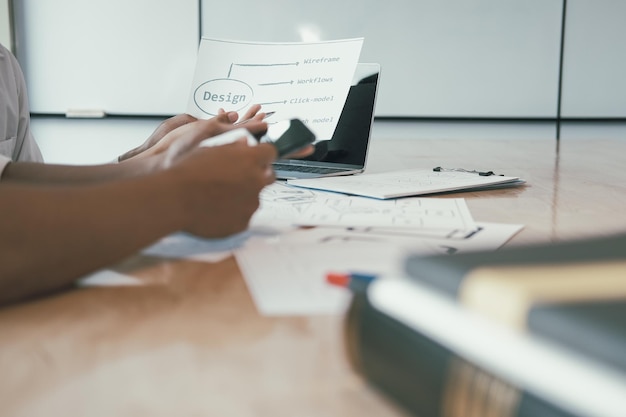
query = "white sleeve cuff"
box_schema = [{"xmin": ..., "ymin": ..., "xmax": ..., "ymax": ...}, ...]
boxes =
[{"xmin": 0, "ymin": 155, "xmax": 11, "ymax": 180}]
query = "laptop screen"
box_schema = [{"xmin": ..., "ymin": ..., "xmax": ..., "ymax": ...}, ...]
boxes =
[{"xmin": 276, "ymin": 63, "xmax": 380, "ymax": 170}]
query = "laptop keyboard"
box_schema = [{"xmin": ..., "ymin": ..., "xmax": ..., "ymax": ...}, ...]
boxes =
[{"xmin": 272, "ymin": 163, "xmax": 348, "ymax": 174}]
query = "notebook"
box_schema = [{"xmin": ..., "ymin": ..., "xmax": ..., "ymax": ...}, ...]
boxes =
[
  {"xmin": 287, "ymin": 168, "xmax": 524, "ymax": 200},
  {"xmin": 273, "ymin": 63, "xmax": 380, "ymax": 180}
]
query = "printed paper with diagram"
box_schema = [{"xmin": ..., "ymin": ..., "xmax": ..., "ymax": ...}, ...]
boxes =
[{"xmin": 187, "ymin": 37, "xmax": 363, "ymax": 139}]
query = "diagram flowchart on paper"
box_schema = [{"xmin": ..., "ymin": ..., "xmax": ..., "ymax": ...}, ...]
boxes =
[{"xmin": 187, "ymin": 38, "xmax": 363, "ymax": 139}]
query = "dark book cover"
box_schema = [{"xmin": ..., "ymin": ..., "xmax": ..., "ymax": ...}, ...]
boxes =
[
  {"xmin": 345, "ymin": 291, "xmax": 577, "ymax": 417},
  {"xmin": 403, "ymin": 232, "xmax": 626, "ymax": 370}
]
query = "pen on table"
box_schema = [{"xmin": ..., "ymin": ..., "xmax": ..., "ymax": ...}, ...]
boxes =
[
  {"xmin": 433, "ymin": 166, "xmax": 502, "ymax": 176},
  {"xmin": 326, "ymin": 272, "xmax": 377, "ymax": 293}
]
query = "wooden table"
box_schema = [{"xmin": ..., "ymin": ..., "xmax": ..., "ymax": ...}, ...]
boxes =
[{"xmin": 2, "ymin": 137, "xmax": 626, "ymax": 417}]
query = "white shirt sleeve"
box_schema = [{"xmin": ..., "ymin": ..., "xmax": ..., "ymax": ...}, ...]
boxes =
[
  {"xmin": 0, "ymin": 154, "xmax": 11, "ymax": 180},
  {"xmin": 0, "ymin": 43, "xmax": 44, "ymax": 164}
]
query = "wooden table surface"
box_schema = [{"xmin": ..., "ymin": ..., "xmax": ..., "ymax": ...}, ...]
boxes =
[{"xmin": 2, "ymin": 137, "xmax": 626, "ymax": 417}]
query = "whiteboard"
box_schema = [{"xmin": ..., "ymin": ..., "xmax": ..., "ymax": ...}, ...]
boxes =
[
  {"xmin": 560, "ymin": 0, "xmax": 626, "ymax": 118},
  {"xmin": 200, "ymin": 0, "xmax": 563, "ymax": 118},
  {"xmin": 11, "ymin": 0, "xmax": 565, "ymax": 118},
  {"xmin": 12, "ymin": 0, "xmax": 199, "ymax": 116}
]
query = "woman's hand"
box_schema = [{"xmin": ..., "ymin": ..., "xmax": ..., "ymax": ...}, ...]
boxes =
[{"xmin": 117, "ymin": 104, "xmax": 268, "ymax": 162}]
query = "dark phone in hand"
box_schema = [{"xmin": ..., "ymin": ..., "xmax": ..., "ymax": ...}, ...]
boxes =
[{"xmin": 261, "ymin": 118, "xmax": 316, "ymax": 158}]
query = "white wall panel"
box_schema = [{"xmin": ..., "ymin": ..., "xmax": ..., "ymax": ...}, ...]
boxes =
[
  {"xmin": 0, "ymin": 0, "xmax": 10, "ymax": 48},
  {"xmin": 12, "ymin": 0, "xmax": 199, "ymax": 115},
  {"xmin": 11, "ymin": 1, "xmax": 571, "ymax": 119},
  {"xmin": 201, "ymin": 0, "xmax": 563, "ymax": 118},
  {"xmin": 560, "ymin": 0, "xmax": 626, "ymax": 118}
]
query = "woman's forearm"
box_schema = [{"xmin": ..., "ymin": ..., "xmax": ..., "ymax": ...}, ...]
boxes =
[
  {"xmin": 0, "ymin": 140, "xmax": 278, "ymax": 306},
  {"xmin": 0, "ymin": 172, "xmax": 184, "ymax": 304},
  {"xmin": 0, "ymin": 157, "xmax": 160, "ymax": 185}
]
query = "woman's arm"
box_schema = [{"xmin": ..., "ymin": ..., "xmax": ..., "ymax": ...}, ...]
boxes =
[
  {"xmin": 1, "ymin": 114, "xmax": 268, "ymax": 185},
  {"xmin": 0, "ymin": 141, "xmax": 277, "ymax": 306}
]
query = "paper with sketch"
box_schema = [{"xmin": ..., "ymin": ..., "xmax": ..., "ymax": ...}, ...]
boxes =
[
  {"xmin": 326, "ymin": 222, "xmax": 524, "ymax": 255},
  {"xmin": 235, "ymin": 222, "xmax": 524, "ymax": 316},
  {"xmin": 142, "ymin": 231, "xmax": 250, "ymax": 262},
  {"xmin": 236, "ymin": 237, "xmax": 410, "ymax": 316},
  {"xmin": 252, "ymin": 182, "xmax": 477, "ymax": 232},
  {"xmin": 187, "ymin": 37, "xmax": 363, "ymax": 139},
  {"xmin": 140, "ymin": 226, "xmax": 297, "ymax": 262},
  {"xmin": 288, "ymin": 168, "xmax": 523, "ymax": 199},
  {"xmin": 76, "ymin": 270, "xmax": 142, "ymax": 287}
]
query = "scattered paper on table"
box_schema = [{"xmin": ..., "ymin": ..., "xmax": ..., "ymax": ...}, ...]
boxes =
[
  {"xmin": 252, "ymin": 182, "xmax": 478, "ymax": 232},
  {"xmin": 142, "ymin": 231, "xmax": 249, "ymax": 263},
  {"xmin": 77, "ymin": 270, "xmax": 142, "ymax": 287},
  {"xmin": 141, "ymin": 226, "xmax": 296, "ymax": 263},
  {"xmin": 236, "ymin": 222, "xmax": 523, "ymax": 316},
  {"xmin": 236, "ymin": 236, "xmax": 410, "ymax": 316}
]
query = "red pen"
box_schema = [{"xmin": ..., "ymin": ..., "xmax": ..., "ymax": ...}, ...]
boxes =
[{"xmin": 326, "ymin": 272, "xmax": 377, "ymax": 292}]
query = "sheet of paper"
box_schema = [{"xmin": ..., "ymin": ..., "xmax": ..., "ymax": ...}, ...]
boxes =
[
  {"xmin": 236, "ymin": 237, "xmax": 408, "ymax": 316},
  {"xmin": 187, "ymin": 37, "xmax": 363, "ymax": 139},
  {"xmin": 236, "ymin": 222, "xmax": 523, "ymax": 316},
  {"xmin": 314, "ymin": 222, "xmax": 524, "ymax": 255},
  {"xmin": 142, "ymin": 231, "xmax": 249, "ymax": 263},
  {"xmin": 287, "ymin": 168, "xmax": 523, "ymax": 199},
  {"xmin": 76, "ymin": 270, "xmax": 143, "ymax": 287},
  {"xmin": 252, "ymin": 182, "xmax": 477, "ymax": 232},
  {"xmin": 141, "ymin": 226, "xmax": 297, "ymax": 262}
]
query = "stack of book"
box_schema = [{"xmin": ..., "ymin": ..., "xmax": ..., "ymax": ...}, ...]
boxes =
[{"xmin": 344, "ymin": 233, "xmax": 626, "ymax": 417}]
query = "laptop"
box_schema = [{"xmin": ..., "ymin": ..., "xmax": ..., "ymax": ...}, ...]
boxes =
[{"xmin": 273, "ymin": 63, "xmax": 380, "ymax": 180}]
